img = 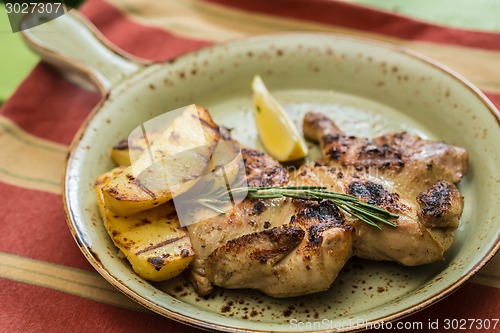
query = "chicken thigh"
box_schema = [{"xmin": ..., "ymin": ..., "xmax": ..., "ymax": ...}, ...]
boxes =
[
  {"xmin": 187, "ymin": 148, "xmax": 353, "ymax": 298},
  {"xmin": 301, "ymin": 112, "xmax": 468, "ymax": 265}
]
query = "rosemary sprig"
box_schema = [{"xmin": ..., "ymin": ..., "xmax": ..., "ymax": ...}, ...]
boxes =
[{"xmin": 200, "ymin": 186, "xmax": 398, "ymax": 230}]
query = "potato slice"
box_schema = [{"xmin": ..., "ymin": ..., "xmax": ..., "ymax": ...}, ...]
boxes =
[
  {"xmin": 108, "ymin": 130, "xmax": 248, "ymax": 226},
  {"xmin": 95, "ymin": 168, "xmax": 194, "ymax": 281},
  {"xmin": 111, "ymin": 131, "xmax": 162, "ymax": 166},
  {"xmin": 172, "ymin": 138, "xmax": 249, "ymax": 227},
  {"xmin": 102, "ymin": 105, "xmax": 221, "ymax": 216}
]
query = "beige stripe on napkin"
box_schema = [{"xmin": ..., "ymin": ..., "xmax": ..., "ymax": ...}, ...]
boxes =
[
  {"xmin": 0, "ymin": 116, "xmax": 66, "ymax": 194},
  {"xmin": 0, "ymin": 252, "xmax": 146, "ymax": 311}
]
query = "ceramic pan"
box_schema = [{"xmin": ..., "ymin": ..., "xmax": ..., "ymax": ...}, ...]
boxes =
[{"xmin": 22, "ymin": 10, "xmax": 500, "ymax": 333}]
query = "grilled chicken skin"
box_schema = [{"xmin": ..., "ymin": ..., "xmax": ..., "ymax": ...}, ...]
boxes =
[
  {"xmin": 303, "ymin": 112, "xmax": 468, "ymax": 198},
  {"xmin": 302, "ymin": 112, "xmax": 467, "ymax": 265},
  {"xmin": 186, "ymin": 112, "xmax": 467, "ymax": 297},
  {"xmin": 187, "ymin": 148, "xmax": 353, "ymax": 298}
]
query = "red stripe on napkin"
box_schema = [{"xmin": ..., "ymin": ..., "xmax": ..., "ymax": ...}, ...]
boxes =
[
  {"xmin": 485, "ymin": 92, "xmax": 500, "ymax": 113},
  {"xmin": 0, "ymin": 182, "xmax": 93, "ymax": 270},
  {"xmin": 80, "ymin": 0, "xmax": 211, "ymax": 62},
  {"xmin": 206, "ymin": 0, "xmax": 500, "ymax": 51},
  {"xmin": 0, "ymin": 279, "xmax": 201, "ymax": 333},
  {"xmin": 1, "ymin": 64, "xmax": 101, "ymax": 145}
]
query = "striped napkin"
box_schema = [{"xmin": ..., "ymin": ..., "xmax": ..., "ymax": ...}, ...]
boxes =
[{"xmin": 1, "ymin": 0, "xmax": 498, "ymax": 332}]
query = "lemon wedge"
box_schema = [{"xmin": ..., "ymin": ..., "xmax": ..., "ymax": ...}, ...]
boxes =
[{"xmin": 251, "ymin": 75, "xmax": 308, "ymax": 162}]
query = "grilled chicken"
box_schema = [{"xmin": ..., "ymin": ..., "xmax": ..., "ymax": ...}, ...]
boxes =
[
  {"xmin": 302, "ymin": 112, "xmax": 468, "ymax": 265},
  {"xmin": 186, "ymin": 112, "xmax": 467, "ymax": 298},
  {"xmin": 187, "ymin": 148, "xmax": 353, "ymax": 298},
  {"xmin": 302, "ymin": 112, "xmax": 468, "ymax": 198}
]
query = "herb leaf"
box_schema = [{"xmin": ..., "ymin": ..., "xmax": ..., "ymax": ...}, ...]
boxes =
[{"xmin": 199, "ymin": 186, "xmax": 398, "ymax": 230}]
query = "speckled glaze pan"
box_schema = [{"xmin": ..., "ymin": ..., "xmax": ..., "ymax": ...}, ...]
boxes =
[{"xmin": 22, "ymin": 11, "xmax": 499, "ymax": 332}]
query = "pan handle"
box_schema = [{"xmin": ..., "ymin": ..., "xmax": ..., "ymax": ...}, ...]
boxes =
[{"xmin": 20, "ymin": 10, "xmax": 144, "ymax": 93}]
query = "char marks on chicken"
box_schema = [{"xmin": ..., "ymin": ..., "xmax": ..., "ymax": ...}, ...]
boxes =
[
  {"xmin": 186, "ymin": 112, "xmax": 468, "ymax": 298},
  {"xmin": 187, "ymin": 147, "xmax": 353, "ymax": 298},
  {"xmin": 301, "ymin": 112, "xmax": 467, "ymax": 266}
]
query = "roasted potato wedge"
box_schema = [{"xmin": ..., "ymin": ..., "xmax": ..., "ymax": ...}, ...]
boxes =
[
  {"xmin": 102, "ymin": 105, "xmax": 221, "ymax": 216},
  {"xmin": 111, "ymin": 131, "xmax": 162, "ymax": 166},
  {"xmin": 95, "ymin": 168, "xmax": 194, "ymax": 281}
]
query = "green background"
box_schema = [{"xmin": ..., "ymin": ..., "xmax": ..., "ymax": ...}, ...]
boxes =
[{"xmin": 1, "ymin": 0, "xmax": 500, "ymax": 105}]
